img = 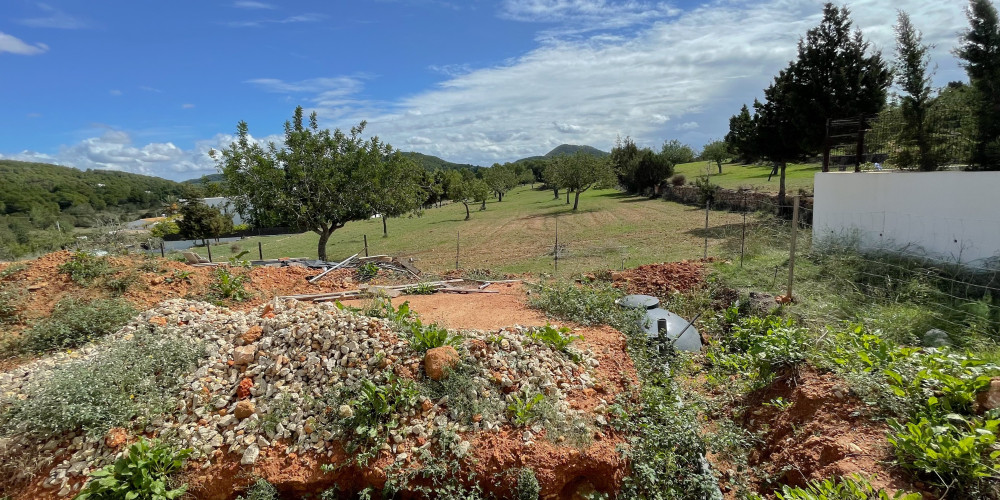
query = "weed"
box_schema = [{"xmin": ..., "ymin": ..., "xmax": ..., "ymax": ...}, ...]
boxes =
[
  {"xmin": 138, "ymin": 255, "xmax": 163, "ymax": 273},
  {"xmin": 708, "ymin": 314, "xmax": 808, "ymax": 386},
  {"xmin": 0, "ymin": 285, "xmax": 24, "ymax": 325},
  {"xmin": 334, "ymin": 374, "xmax": 419, "ymax": 454},
  {"xmin": 403, "ymin": 282, "xmax": 437, "ymax": 295},
  {"xmin": 236, "ymin": 478, "xmax": 279, "ymax": 500},
  {"xmin": 527, "ymin": 323, "xmax": 582, "ymax": 359},
  {"xmin": 0, "ymin": 263, "xmax": 26, "ymax": 279},
  {"xmin": 764, "ymin": 397, "xmax": 793, "ymax": 411},
  {"xmin": 356, "ymin": 261, "xmax": 379, "ymax": 281},
  {"xmin": 58, "ymin": 251, "xmax": 114, "ymax": 285},
  {"xmin": 228, "ymin": 250, "xmax": 252, "ymax": 268},
  {"xmin": 104, "ymin": 271, "xmax": 140, "ymax": 295},
  {"xmin": 772, "ymin": 475, "xmax": 920, "ymax": 500},
  {"xmin": 164, "ymin": 269, "xmax": 192, "ymax": 284},
  {"xmin": 507, "ymin": 392, "xmax": 545, "ymax": 426},
  {"xmin": 408, "ymin": 319, "xmax": 462, "ymax": 353},
  {"xmin": 75, "ymin": 437, "xmax": 191, "ymax": 500},
  {"xmin": 259, "ymin": 393, "xmax": 295, "ymax": 436},
  {"xmin": 210, "ymin": 267, "xmax": 250, "ymax": 301},
  {"xmin": 526, "ymin": 281, "xmax": 640, "ymax": 330},
  {"xmin": 20, "ymin": 298, "xmax": 136, "ymax": 353},
  {"xmin": 888, "ymin": 414, "xmax": 1000, "ymax": 496},
  {"xmin": 515, "ymin": 467, "xmax": 541, "ymax": 500},
  {"xmin": 0, "ymin": 327, "xmax": 203, "ymax": 440},
  {"xmin": 421, "ymin": 362, "xmax": 502, "ymax": 424},
  {"xmin": 343, "ymin": 294, "xmax": 413, "ymax": 325}
]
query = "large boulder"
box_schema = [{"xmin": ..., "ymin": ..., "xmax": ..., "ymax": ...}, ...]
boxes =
[{"xmin": 424, "ymin": 346, "xmax": 460, "ymax": 381}]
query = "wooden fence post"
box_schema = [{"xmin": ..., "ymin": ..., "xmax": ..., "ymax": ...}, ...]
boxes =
[{"xmin": 787, "ymin": 196, "xmax": 800, "ymax": 299}]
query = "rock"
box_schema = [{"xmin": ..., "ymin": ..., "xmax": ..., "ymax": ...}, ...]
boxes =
[
  {"xmin": 104, "ymin": 427, "xmax": 128, "ymax": 450},
  {"xmin": 922, "ymin": 329, "xmax": 952, "ymax": 348},
  {"xmin": 241, "ymin": 326, "xmax": 263, "ymax": 344},
  {"xmin": 234, "ymin": 400, "xmax": 256, "ymax": 420},
  {"xmin": 976, "ymin": 378, "xmax": 1000, "ymax": 413},
  {"xmin": 338, "ymin": 404, "xmax": 354, "ymax": 418},
  {"xmin": 236, "ymin": 377, "xmax": 254, "ymax": 400},
  {"xmin": 233, "ymin": 345, "xmax": 257, "ymax": 365},
  {"xmin": 241, "ymin": 444, "xmax": 260, "ymax": 465},
  {"xmin": 424, "ymin": 346, "xmax": 460, "ymax": 381}
]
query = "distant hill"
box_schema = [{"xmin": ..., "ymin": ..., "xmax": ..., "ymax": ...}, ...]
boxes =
[
  {"xmin": 401, "ymin": 152, "xmax": 481, "ymax": 171},
  {"xmin": 183, "ymin": 173, "xmax": 225, "ymax": 185},
  {"xmin": 0, "ymin": 159, "xmax": 197, "ymax": 216},
  {"xmin": 515, "ymin": 144, "xmax": 609, "ymax": 164}
]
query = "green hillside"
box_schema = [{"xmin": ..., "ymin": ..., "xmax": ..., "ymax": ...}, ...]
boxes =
[
  {"xmin": 544, "ymin": 144, "xmax": 609, "ymax": 157},
  {"xmin": 183, "ymin": 173, "xmax": 225, "ymax": 185},
  {"xmin": 401, "ymin": 152, "xmax": 482, "ymax": 172},
  {"xmin": 0, "ymin": 160, "xmax": 198, "ymax": 216}
]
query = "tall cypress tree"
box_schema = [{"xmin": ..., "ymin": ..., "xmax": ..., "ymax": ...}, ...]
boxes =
[
  {"xmin": 894, "ymin": 11, "xmax": 938, "ymax": 171},
  {"xmin": 956, "ymin": 0, "xmax": 1000, "ymax": 169},
  {"xmin": 725, "ymin": 103, "xmax": 759, "ymax": 164}
]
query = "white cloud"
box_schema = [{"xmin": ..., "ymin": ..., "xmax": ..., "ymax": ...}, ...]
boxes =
[
  {"xmin": 0, "ymin": 32, "xmax": 48, "ymax": 55},
  {"xmin": 233, "ymin": 1, "xmax": 275, "ymax": 9},
  {"xmin": 500, "ymin": 0, "xmax": 681, "ymax": 37},
  {"xmin": 554, "ymin": 122, "xmax": 585, "ymax": 133},
  {"xmin": 18, "ymin": 3, "xmax": 88, "ymax": 29},
  {"xmin": 677, "ymin": 121, "xmax": 699, "ymax": 131},
  {"xmin": 225, "ymin": 13, "xmax": 326, "ymax": 28},
  {"xmin": 182, "ymin": 103, "xmax": 196, "ymax": 109},
  {"xmin": 109, "ymin": 89, "xmax": 123, "ymax": 96}
]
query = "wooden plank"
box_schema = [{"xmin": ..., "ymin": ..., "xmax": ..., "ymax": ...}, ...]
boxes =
[{"xmin": 438, "ymin": 286, "xmax": 499, "ymax": 294}]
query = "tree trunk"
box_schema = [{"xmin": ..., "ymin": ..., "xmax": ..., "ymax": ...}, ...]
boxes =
[
  {"xmin": 777, "ymin": 162, "xmax": 788, "ymax": 208},
  {"xmin": 553, "ymin": 187, "xmax": 559, "ymax": 199},
  {"xmin": 382, "ymin": 216, "xmax": 388, "ymax": 237},
  {"xmin": 566, "ymin": 189, "xmax": 570, "ymax": 204},
  {"xmin": 462, "ymin": 202, "xmax": 470, "ymax": 221},
  {"xmin": 317, "ymin": 228, "xmax": 333, "ymax": 261},
  {"xmin": 498, "ymin": 192, "xmax": 503, "ymax": 202},
  {"xmin": 480, "ymin": 200, "xmax": 486, "ymax": 211},
  {"xmin": 717, "ymin": 161, "xmax": 722, "ymax": 174},
  {"xmin": 573, "ymin": 191, "xmax": 581, "ymax": 211}
]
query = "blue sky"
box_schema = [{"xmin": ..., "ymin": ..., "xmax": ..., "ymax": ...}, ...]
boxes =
[{"xmin": 0, "ymin": 0, "xmax": 972, "ymax": 181}]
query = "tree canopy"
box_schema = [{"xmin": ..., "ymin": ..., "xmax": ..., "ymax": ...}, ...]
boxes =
[
  {"xmin": 177, "ymin": 200, "xmax": 232, "ymax": 246},
  {"xmin": 957, "ymin": 0, "xmax": 1000, "ymax": 169},
  {"xmin": 549, "ymin": 152, "xmax": 616, "ymax": 210},
  {"xmin": 701, "ymin": 140, "xmax": 730, "ymax": 174},
  {"xmin": 213, "ymin": 106, "xmax": 420, "ymax": 261},
  {"xmin": 610, "ymin": 137, "xmax": 674, "ymax": 195}
]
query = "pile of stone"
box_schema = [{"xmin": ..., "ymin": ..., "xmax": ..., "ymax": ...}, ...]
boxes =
[{"xmin": 0, "ymin": 298, "xmax": 601, "ymax": 495}]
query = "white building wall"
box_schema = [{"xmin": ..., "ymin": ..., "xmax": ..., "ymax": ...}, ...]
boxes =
[{"xmin": 813, "ymin": 171, "xmax": 1000, "ymax": 267}]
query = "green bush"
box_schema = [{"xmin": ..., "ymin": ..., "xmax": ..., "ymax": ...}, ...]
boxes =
[
  {"xmin": 408, "ymin": 319, "xmax": 462, "ymax": 353},
  {"xmin": 773, "ymin": 475, "xmax": 920, "ymax": 500},
  {"xmin": 403, "ymin": 282, "xmax": 437, "ymax": 295},
  {"xmin": 75, "ymin": 437, "xmax": 191, "ymax": 500},
  {"xmin": 236, "ymin": 478, "xmax": 279, "ymax": 500},
  {"xmin": 0, "ymin": 328, "xmax": 202, "ymax": 439},
  {"xmin": 708, "ymin": 315, "xmax": 808, "ymax": 381},
  {"xmin": 526, "ymin": 281, "xmax": 639, "ymax": 330},
  {"xmin": 21, "ymin": 298, "xmax": 137, "ymax": 352},
  {"xmin": 210, "ymin": 267, "xmax": 250, "ymax": 301},
  {"xmin": 888, "ymin": 415, "xmax": 1000, "ymax": 496},
  {"xmin": 515, "ymin": 468, "xmax": 541, "ymax": 500},
  {"xmin": 338, "ymin": 375, "xmax": 419, "ymax": 450},
  {"xmin": 58, "ymin": 251, "xmax": 114, "ymax": 285}
]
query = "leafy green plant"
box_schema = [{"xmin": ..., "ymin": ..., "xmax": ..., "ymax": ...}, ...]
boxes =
[
  {"xmin": 356, "ymin": 261, "xmax": 379, "ymax": 281},
  {"xmin": 764, "ymin": 397, "xmax": 793, "ymax": 411},
  {"xmin": 228, "ymin": 250, "xmax": 252, "ymax": 268},
  {"xmin": 403, "ymin": 282, "xmax": 437, "ymax": 295},
  {"xmin": 507, "ymin": 392, "xmax": 545, "ymax": 426},
  {"xmin": 1, "ymin": 328, "xmax": 202, "ymax": 439},
  {"xmin": 773, "ymin": 475, "xmax": 920, "ymax": 500},
  {"xmin": 408, "ymin": 319, "xmax": 462, "ymax": 353},
  {"xmin": 58, "ymin": 251, "xmax": 114, "ymax": 285},
  {"xmin": 888, "ymin": 414, "xmax": 1000, "ymax": 495},
  {"xmin": 75, "ymin": 438, "xmax": 191, "ymax": 500},
  {"xmin": 210, "ymin": 267, "xmax": 250, "ymax": 301},
  {"xmin": 104, "ymin": 271, "xmax": 139, "ymax": 295},
  {"xmin": 137, "ymin": 256, "xmax": 163, "ymax": 273},
  {"xmin": 341, "ymin": 375, "xmax": 419, "ymax": 449},
  {"xmin": 0, "ymin": 285, "xmax": 23, "ymax": 325},
  {"xmin": 164, "ymin": 269, "xmax": 192, "ymax": 284},
  {"xmin": 527, "ymin": 323, "xmax": 581, "ymax": 352},
  {"xmin": 20, "ymin": 298, "xmax": 136, "ymax": 352},
  {"xmin": 884, "ymin": 350, "xmax": 999, "ymax": 416},
  {"xmin": 709, "ymin": 315, "xmax": 808, "ymax": 381},
  {"xmin": 515, "ymin": 467, "xmax": 541, "ymax": 500},
  {"xmin": 0, "ymin": 263, "xmax": 26, "ymax": 279}
]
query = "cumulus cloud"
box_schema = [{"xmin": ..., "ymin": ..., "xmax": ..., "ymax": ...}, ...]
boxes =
[
  {"xmin": 677, "ymin": 121, "xmax": 699, "ymax": 131},
  {"xmin": 0, "ymin": 32, "xmax": 48, "ymax": 55},
  {"xmin": 500, "ymin": 0, "xmax": 681, "ymax": 35}
]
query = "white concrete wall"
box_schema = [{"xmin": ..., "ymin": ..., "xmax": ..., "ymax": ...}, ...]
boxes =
[{"xmin": 813, "ymin": 171, "xmax": 1000, "ymax": 267}]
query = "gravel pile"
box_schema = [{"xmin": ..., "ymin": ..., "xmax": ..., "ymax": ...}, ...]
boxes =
[{"xmin": 0, "ymin": 298, "xmax": 600, "ymax": 496}]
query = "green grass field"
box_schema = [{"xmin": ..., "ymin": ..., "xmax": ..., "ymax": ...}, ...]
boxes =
[
  {"xmin": 673, "ymin": 160, "xmax": 820, "ymax": 194},
  {"xmin": 203, "ymin": 185, "xmax": 744, "ymax": 276}
]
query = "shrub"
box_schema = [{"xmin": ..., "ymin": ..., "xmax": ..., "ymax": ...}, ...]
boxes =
[
  {"xmin": 515, "ymin": 468, "xmax": 541, "ymax": 500},
  {"xmin": 210, "ymin": 267, "xmax": 250, "ymax": 301},
  {"xmin": 403, "ymin": 282, "xmax": 437, "ymax": 295},
  {"xmin": 693, "ymin": 176, "xmax": 720, "ymax": 205},
  {"xmin": 0, "ymin": 328, "xmax": 203, "ymax": 439},
  {"xmin": 408, "ymin": 320, "xmax": 462, "ymax": 353},
  {"xmin": 888, "ymin": 415, "xmax": 1000, "ymax": 496},
  {"xmin": 507, "ymin": 392, "xmax": 545, "ymax": 427},
  {"xmin": 773, "ymin": 475, "xmax": 920, "ymax": 500},
  {"xmin": 21, "ymin": 298, "xmax": 136, "ymax": 352},
  {"xmin": 708, "ymin": 315, "xmax": 808, "ymax": 381},
  {"xmin": 0, "ymin": 285, "xmax": 23, "ymax": 325},
  {"xmin": 338, "ymin": 375, "xmax": 419, "ymax": 450},
  {"xmin": 75, "ymin": 438, "xmax": 191, "ymax": 500},
  {"xmin": 104, "ymin": 271, "xmax": 139, "ymax": 295},
  {"xmin": 58, "ymin": 251, "xmax": 113, "ymax": 285},
  {"xmin": 236, "ymin": 478, "xmax": 279, "ymax": 500},
  {"xmin": 670, "ymin": 174, "xmax": 686, "ymax": 187}
]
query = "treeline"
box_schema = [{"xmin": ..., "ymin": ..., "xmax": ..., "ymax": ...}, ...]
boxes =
[
  {"xmin": 0, "ymin": 160, "xmax": 202, "ymax": 224},
  {"xmin": 723, "ymin": 0, "xmax": 1000, "ymax": 205}
]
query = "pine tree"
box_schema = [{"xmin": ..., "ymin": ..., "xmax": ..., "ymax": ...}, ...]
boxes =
[
  {"xmin": 894, "ymin": 11, "xmax": 938, "ymax": 171},
  {"xmin": 956, "ymin": 0, "xmax": 1000, "ymax": 169},
  {"xmin": 725, "ymin": 103, "xmax": 758, "ymax": 164}
]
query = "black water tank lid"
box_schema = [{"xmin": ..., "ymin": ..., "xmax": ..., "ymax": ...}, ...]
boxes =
[{"xmin": 617, "ymin": 294, "xmax": 660, "ymax": 310}]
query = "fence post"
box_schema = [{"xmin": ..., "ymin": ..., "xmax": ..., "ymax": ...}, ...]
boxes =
[
  {"xmin": 855, "ymin": 114, "xmax": 865, "ymax": 173},
  {"xmin": 456, "ymin": 231, "xmax": 460, "ymax": 270},
  {"xmin": 554, "ymin": 217, "xmax": 559, "ymax": 272},
  {"xmin": 160, "ymin": 241, "xmax": 165, "ymax": 258},
  {"xmin": 822, "ymin": 118, "xmax": 831, "ymax": 173},
  {"xmin": 703, "ymin": 200, "xmax": 710, "ymax": 259},
  {"xmin": 364, "ymin": 235, "xmax": 369, "ymax": 257},
  {"xmin": 206, "ymin": 241, "xmax": 212, "ymax": 263},
  {"xmin": 786, "ymin": 196, "xmax": 800, "ymax": 299},
  {"xmin": 258, "ymin": 241, "xmax": 263, "ymax": 260},
  {"xmin": 740, "ymin": 192, "xmax": 747, "ymax": 268}
]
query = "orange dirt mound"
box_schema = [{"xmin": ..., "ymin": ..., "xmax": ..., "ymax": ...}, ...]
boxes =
[
  {"xmin": 740, "ymin": 367, "xmax": 916, "ymax": 496},
  {"xmin": 611, "ymin": 260, "xmax": 708, "ymax": 297}
]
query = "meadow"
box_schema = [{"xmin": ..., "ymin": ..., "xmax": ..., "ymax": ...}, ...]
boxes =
[{"xmin": 673, "ymin": 160, "xmax": 820, "ymax": 193}]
